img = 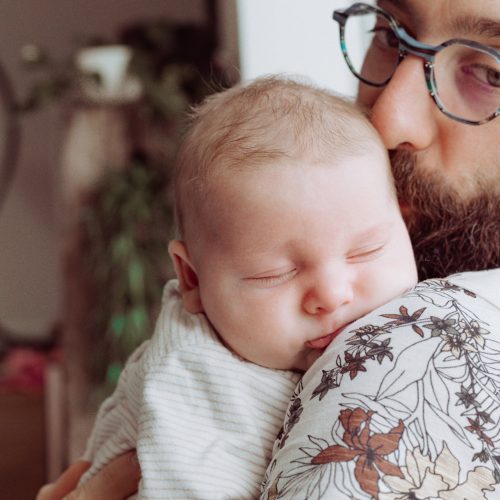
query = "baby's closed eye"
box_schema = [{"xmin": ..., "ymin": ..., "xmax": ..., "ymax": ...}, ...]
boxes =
[
  {"xmin": 346, "ymin": 243, "xmax": 386, "ymax": 263},
  {"xmin": 245, "ymin": 268, "xmax": 298, "ymax": 287}
]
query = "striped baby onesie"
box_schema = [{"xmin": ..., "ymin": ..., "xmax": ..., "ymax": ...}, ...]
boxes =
[{"xmin": 81, "ymin": 280, "xmax": 301, "ymax": 499}]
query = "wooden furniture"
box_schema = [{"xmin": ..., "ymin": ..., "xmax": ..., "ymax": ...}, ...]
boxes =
[{"xmin": 0, "ymin": 391, "xmax": 46, "ymax": 498}]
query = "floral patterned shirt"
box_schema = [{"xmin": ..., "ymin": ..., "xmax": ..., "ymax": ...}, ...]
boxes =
[{"xmin": 261, "ymin": 270, "xmax": 500, "ymax": 500}]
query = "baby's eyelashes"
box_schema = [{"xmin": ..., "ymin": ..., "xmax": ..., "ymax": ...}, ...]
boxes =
[
  {"xmin": 346, "ymin": 243, "xmax": 386, "ymax": 263},
  {"xmin": 242, "ymin": 243, "xmax": 388, "ymax": 289},
  {"xmin": 244, "ymin": 268, "xmax": 298, "ymax": 287}
]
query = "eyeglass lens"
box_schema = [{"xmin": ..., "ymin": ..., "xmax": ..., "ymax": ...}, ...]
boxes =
[{"xmin": 343, "ymin": 10, "xmax": 500, "ymax": 122}]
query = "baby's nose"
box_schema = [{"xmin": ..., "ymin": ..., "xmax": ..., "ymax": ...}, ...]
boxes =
[{"xmin": 302, "ymin": 272, "xmax": 353, "ymax": 315}]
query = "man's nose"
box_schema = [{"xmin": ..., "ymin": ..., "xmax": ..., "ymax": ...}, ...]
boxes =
[
  {"xmin": 370, "ymin": 55, "xmax": 439, "ymax": 152},
  {"xmin": 302, "ymin": 272, "xmax": 353, "ymax": 315}
]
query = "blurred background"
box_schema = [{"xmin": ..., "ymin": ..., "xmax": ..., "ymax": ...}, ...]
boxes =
[{"xmin": 0, "ymin": 0, "xmax": 360, "ymax": 497}]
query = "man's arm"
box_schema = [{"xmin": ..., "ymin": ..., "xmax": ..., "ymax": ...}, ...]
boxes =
[
  {"xmin": 78, "ymin": 340, "xmax": 149, "ymax": 485},
  {"xmin": 36, "ymin": 452, "xmax": 140, "ymax": 500}
]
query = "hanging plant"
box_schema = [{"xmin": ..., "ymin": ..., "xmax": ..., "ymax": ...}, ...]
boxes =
[
  {"xmin": 82, "ymin": 154, "xmax": 174, "ymax": 389},
  {"xmin": 19, "ymin": 20, "xmax": 235, "ymax": 394}
]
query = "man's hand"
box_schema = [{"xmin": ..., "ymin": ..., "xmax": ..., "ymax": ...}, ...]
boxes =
[{"xmin": 36, "ymin": 452, "xmax": 141, "ymax": 500}]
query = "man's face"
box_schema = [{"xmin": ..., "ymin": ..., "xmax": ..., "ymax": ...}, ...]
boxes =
[
  {"xmin": 188, "ymin": 153, "xmax": 417, "ymax": 371},
  {"xmin": 357, "ymin": 0, "xmax": 500, "ymax": 279}
]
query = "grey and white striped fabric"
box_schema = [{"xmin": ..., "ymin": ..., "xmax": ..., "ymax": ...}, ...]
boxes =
[{"xmin": 81, "ymin": 280, "xmax": 301, "ymax": 499}]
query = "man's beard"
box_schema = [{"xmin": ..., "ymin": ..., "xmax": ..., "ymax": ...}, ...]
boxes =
[{"xmin": 391, "ymin": 150, "xmax": 500, "ymax": 281}]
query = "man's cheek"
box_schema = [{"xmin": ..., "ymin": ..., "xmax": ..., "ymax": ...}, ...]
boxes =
[{"xmin": 356, "ymin": 83, "xmax": 380, "ymax": 108}]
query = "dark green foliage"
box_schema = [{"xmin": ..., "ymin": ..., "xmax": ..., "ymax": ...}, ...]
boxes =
[{"xmin": 83, "ymin": 156, "xmax": 174, "ymax": 388}]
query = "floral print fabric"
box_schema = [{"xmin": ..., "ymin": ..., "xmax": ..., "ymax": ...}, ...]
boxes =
[{"xmin": 261, "ymin": 275, "xmax": 500, "ymax": 499}]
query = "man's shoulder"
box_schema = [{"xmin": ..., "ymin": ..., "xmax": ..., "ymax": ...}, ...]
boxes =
[{"xmin": 445, "ymin": 268, "xmax": 500, "ymax": 306}]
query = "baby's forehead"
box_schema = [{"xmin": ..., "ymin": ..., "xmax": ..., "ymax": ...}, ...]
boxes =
[
  {"xmin": 189, "ymin": 147, "xmax": 395, "ymax": 228},
  {"xmin": 191, "ymin": 174, "xmax": 399, "ymax": 269},
  {"xmin": 176, "ymin": 77, "xmax": 393, "ymax": 243}
]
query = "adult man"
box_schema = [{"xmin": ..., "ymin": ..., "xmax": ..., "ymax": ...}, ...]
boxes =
[
  {"xmin": 38, "ymin": 0, "xmax": 499, "ymax": 498},
  {"xmin": 260, "ymin": 1, "xmax": 499, "ymax": 498},
  {"xmin": 355, "ymin": 0, "xmax": 499, "ymax": 280}
]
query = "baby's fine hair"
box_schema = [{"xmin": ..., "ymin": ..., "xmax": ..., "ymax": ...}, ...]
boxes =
[{"xmin": 174, "ymin": 75, "xmax": 386, "ymax": 238}]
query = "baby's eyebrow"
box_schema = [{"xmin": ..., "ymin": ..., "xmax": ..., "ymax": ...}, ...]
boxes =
[{"xmin": 352, "ymin": 223, "xmax": 392, "ymax": 244}]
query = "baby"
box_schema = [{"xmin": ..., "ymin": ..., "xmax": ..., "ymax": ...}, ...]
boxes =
[{"xmin": 80, "ymin": 76, "xmax": 418, "ymax": 499}]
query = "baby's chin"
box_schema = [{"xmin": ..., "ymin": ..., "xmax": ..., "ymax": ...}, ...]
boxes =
[{"xmin": 291, "ymin": 349, "xmax": 324, "ymax": 373}]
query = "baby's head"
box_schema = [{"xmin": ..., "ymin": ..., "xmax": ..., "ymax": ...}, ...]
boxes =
[{"xmin": 169, "ymin": 76, "xmax": 417, "ymax": 371}]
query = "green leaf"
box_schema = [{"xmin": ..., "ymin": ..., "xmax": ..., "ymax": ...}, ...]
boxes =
[
  {"xmin": 128, "ymin": 259, "xmax": 145, "ymax": 298},
  {"xmin": 131, "ymin": 306, "xmax": 148, "ymax": 333},
  {"xmin": 112, "ymin": 235, "xmax": 132, "ymax": 260},
  {"xmin": 106, "ymin": 362, "xmax": 123, "ymax": 384},
  {"xmin": 111, "ymin": 314, "xmax": 126, "ymax": 337}
]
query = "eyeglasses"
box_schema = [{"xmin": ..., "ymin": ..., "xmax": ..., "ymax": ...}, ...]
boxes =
[{"xmin": 333, "ymin": 2, "xmax": 500, "ymax": 125}]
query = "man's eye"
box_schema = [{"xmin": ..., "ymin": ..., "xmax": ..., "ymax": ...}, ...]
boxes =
[
  {"xmin": 371, "ymin": 27, "xmax": 399, "ymax": 49},
  {"xmin": 247, "ymin": 269, "xmax": 297, "ymax": 287},
  {"xmin": 465, "ymin": 64, "xmax": 500, "ymax": 88},
  {"xmin": 347, "ymin": 245, "xmax": 385, "ymax": 262}
]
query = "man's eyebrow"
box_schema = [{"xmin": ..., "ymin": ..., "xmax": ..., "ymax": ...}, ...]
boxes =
[
  {"xmin": 377, "ymin": 0, "xmax": 413, "ymax": 15},
  {"xmin": 378, "ymin": 1, "xmax": 500, "ymax": 41},
  {"xmin": 452, "ymin": 17, "xmax": 500, "ymax": 40},
  {"xmin": 376, "ymin": 0, "xmax": 421, "ymax": 25},
  {"xmin": 380, "ymin": 1, "xmax": 500, "ymax": 40}
]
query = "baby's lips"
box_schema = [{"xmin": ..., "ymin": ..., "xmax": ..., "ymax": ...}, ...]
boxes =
[
  {"xmin": 306, "ymin": 331, "xmax": 338, "ymax": 350},
  {"xmin": 306, "ymin": 323, "xmax": 352, "ymax": 350}
]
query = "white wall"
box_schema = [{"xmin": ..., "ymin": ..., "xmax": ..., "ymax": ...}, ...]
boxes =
[{"xmin": 236, "ymin": 0, "xmax": 359, "ymax": 96}]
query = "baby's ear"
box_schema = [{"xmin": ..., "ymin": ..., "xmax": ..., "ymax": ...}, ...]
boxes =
[{"xmin": 168, "ymin": 240, "xmax": 204, "ymax": 314}]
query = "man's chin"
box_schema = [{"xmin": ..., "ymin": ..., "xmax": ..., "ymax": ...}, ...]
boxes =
[{"xmin": 391, "ymin": 151, "xmax": 500, "ymax": 280}]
